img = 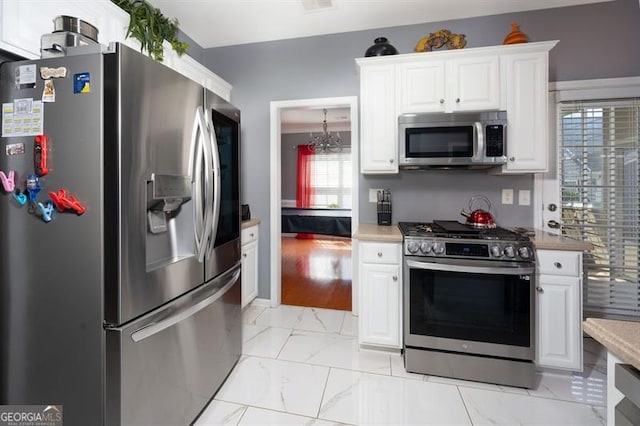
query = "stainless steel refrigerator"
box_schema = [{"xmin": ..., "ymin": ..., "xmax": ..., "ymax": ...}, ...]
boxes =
[{"xmin": 0, "ymin": 43, "xmax": 242, "ymax": 425}]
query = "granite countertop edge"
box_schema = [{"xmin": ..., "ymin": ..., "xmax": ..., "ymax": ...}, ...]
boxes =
[
  {"xmin": 353, "ymin": 223, "xmax": 593, "ymax": 250},
  {"xmin": 242, "ymin": 218, "xmax": 261, "ymax": 229},
  {"xmin": 583, "ymin": 318, "xmax": 640, "ymax": 371}
]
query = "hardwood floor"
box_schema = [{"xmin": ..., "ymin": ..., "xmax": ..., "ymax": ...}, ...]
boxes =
[{"xmin": 281, "ymin": 236, "xmax": 352, "ymax": 311}]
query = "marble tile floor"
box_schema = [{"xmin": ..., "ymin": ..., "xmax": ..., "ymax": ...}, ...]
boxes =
[{"xmin": 195, "ymin": 303, "xmax": 608, "ymax": 425}]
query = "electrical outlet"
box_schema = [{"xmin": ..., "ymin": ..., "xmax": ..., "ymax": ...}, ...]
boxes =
[
  {"xmin": 369, "ymin": 188, "xmax": 382, "ymax": 203},
  {"xmin": 519, "ymin": 190, "xmax": 531, "ymax": 206},
  {"xmin": 501, "ymin": 189, "xmax": 514, "ymax": 205}
]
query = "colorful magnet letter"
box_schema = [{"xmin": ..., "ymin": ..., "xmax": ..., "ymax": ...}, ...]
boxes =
[
  {"xmin": 26, "ymin": 173, "xmax": 41, "ymax": 201},
  {"xmin": 34, "ymin": 135, "xmax": 50, "ymax": 176},
  {"xmin": 12, "ymin": 189, "xmax": 27, "ymax": 205},
  {"xmin": 0, "ymin": 170, "xmax": 15, "ymax": 192},
  {"xmin": 73, "ymin": 72, "xmax": 90, "ymax": 94},
  {"xmin": 48, "ymin": 188, "xmax": 86, "ymax": 215},
  {"xmin": 37, "ymin": 201, "xmax": 54, "ymax": 223}
]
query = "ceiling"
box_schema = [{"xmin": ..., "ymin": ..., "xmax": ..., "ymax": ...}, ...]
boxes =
[
  {"xmin": 147, "ymin": 0, "xmax": 609, "ymax": 49},
  {"xmin": 281, "ymin": 107, "xmax": 351, "ymax": 134}
]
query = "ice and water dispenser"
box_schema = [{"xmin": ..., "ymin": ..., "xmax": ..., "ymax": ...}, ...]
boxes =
[{"xmin": 145, "ymin": 174, "xmax": 195, "ymax": 270}]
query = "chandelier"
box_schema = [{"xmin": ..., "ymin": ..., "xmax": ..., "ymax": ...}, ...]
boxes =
[{"xmin": 308, "ymin": 109, "xmax": 342, "ymax": 153}]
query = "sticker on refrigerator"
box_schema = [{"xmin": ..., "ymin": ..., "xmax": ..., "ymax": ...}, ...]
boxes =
[
  {"xmin": 40, "ymin": 66, "xmax": 67, "ymax": 79},
  {"xmin": 1, "ymin": 99, "xmax": 44, "ymax": 137},
  {"xmin": 42, "ymin": 79, "xmax": 55, "ymax": 102},
  {"xmin": 73, "ymin": 72, "xmax": 91, "ymax": 94},
  {"xmin": 5, "ymin": 142, "xmax": 25, "ymax": 156},
  {"xmin": 15, "ymin": 64, "xmax": 36, "ymax": 89}
]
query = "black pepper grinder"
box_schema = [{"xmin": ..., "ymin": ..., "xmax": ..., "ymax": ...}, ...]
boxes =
[{"xmin": 364, "ymin": 37, "xmax": 399, "ymax": 57}]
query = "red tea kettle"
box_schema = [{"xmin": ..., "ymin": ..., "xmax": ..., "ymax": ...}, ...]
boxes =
[{"xmin": 460, "ymin": 195, "xmax": 497, "ymax": 228}]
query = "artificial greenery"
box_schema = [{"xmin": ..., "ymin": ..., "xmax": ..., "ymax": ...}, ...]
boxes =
[{"xmin": 112, "ymin": 0, "xmax": 189, "ymax": 62}]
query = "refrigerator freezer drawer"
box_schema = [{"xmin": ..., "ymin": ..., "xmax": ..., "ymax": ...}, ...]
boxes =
[{"xmin": 105, "ymin": 264, "xmax": 242, "ymax": 426}]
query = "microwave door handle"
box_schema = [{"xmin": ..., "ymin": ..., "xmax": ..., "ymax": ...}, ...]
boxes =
[
  {"xmin": 406, "ymin": 259, "xmax": 534, "ymax": 276},
  {"xmin": 474, "ymin": 122, "xmax": 484, "ymax": 159},
  {"xmin": 190, "ymin": 107, "xmax": 206, "ymax": 262},
  {"xmin": 204, "ymin": 112, "xmax": 221, "ymax": 256}
]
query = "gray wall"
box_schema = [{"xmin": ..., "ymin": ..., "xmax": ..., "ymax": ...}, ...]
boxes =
[
  {"xmin": 281, "ymin": 132, "xmax": 352, "ymax": 201},
  {"xmin": 203, "ymin": 0, "xmax": 640, "ymax": 299}
]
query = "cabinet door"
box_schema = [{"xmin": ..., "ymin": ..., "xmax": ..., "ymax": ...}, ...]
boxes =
[
  {"xmin": 360, "ymin": 63, "xmax": 398, "ymax": 174},
  {"xmin": 359, "ymin": 262, "xmax": 401, "ymax": 348},
  {"xmin": 241, "ymin": 240, "xmax": 258, "ymax": 308},
  {"xmin": 398, "ymin": 60, "xmax": 445, "ymax": 113},
  {"xmin": 446, "ymin": 55, "xmax": 500, "ymax": 112},
  {"xmin": 500, "ymin": 52, "xmax": 548, "ymax": 172},
  {"xmin": 536, "ymin": 274, "xmax": 582, "ymax": 370},
  {"xmin": 0, "ymin": 0, "xmax": 129, "ymax": 59}
]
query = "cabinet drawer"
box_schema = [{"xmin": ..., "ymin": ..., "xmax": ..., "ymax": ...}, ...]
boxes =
[
  {"xmin": 241, "ymin": 225, "xmax": 258, "ymax": 245},
  {"xmin": 537, "ymin": 250, "xmax": 581, "ymax": 276},
  {"xmin": 360, "ymin": 242, "xmax": 400, "ymax": 264}
]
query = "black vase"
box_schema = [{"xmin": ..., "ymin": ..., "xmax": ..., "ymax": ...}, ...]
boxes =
[{"xmin": 364, "ymin": 37, "xmax": 398, "ymax": 57}]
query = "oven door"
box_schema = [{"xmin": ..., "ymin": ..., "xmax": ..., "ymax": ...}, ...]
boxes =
[{"xmin": 403, "ymin": 256, "xmax": 535, "ymax": 361}]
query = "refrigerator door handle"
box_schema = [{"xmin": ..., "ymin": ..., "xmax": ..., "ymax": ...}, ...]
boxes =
[
  {"xmin": 200, "ymin": 107, "xmax": 214, "ymax": 260},
  {"xmin": 130, "ymin": 267, "xmax": 241, "ymax": 342},
  {"xmin": 204, "ymin": 111, "xmax": 221, "ymax": 256},
  {"xmin": 190, "ymin": 106, "xmax": 205, "ymax": 261}
]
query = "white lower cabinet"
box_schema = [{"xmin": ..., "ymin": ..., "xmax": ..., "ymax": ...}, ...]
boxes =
[
  {"xmin": 241, "ymin": 225, "xmax": 259, "ymax": 309},
  {"xmin": 535, "ymin": 249, "xmax": 583, "ymax": 370},
  {"xmin": 358, "ymin": 241, "xmax": 402, "ymax": 348}
]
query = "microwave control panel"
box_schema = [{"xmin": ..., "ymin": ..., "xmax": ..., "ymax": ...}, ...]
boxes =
[{"xmin": 485, "ymin": 124, "xmax": 505, "ymax": 157}]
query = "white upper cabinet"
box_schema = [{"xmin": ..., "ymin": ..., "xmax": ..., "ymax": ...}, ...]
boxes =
[
  {"xmin": 0, "ymin": 0, "xmax": 129, "ymax": 59},
  {"xmin": 399, "ymin": 55, "xmax": 500, "ymax": 113},
  {"xmin": 358, "ymin": 62, "xmax": 398, "ymax": 174},
  {"xmin": 0, "ymin": 0, "xmax": 232, "ymax": 101},
  {"xmin": 357, "ymin": 41, "xmax": 558, "ymax": 175},
  {"xmin": 498, "ymin": 50, "xmax": 550, "ymax": 173}
]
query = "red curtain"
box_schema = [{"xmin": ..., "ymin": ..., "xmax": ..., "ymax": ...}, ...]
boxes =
[
  {"xmin": 296, "ymin": 145, "xmax": 314, "ymax": 208},
  {"xmin": 296, "ymin": 145, "xmax": 314, "ymax": 239}
]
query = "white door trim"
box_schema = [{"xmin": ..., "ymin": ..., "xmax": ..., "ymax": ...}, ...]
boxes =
[
  {"xmin": 534, "ymin": 76, "xmax": 640, "ymax": 232},
  {"xmin": 269, "ymin": 96, "xmax": 359, "ymax": 308}
]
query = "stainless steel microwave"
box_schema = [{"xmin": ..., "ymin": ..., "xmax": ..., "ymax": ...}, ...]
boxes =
[{"xmin": 398, "ymin": 111, "xmax": 507, "ymax": 170}]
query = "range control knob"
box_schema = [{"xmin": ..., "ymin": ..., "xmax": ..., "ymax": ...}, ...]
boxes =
[
  {"xmin": 406, "ymin": 241, "xmax": 419, "ymax": 254},
  {"xmin": 432, "ymin": 242, "xmax": 445, "ymax": 255},
  {"xmin": 503, "ymin": 245, "xmax": 515, "ymax": 258},
  {"xmin": 490, "ymin": 245, "xmax": 502, "ymax": 257},
  {"xmin": 518, "ymin": 247, "xmax": 531, "ymax": 259},
  {"xmin": 420, "ymin": 242, "xmax": 433, "ymax": 254}
]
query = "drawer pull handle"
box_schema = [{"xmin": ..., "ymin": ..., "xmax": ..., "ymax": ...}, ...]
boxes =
[
  {"xmin": 249, "ymin": 233, "xmax": 254, "ymax": 237},
  {"xmin": 439, "ymin": 99, "xmax": 445, "ymax": 104},
  {"xmin": 377, "ymin": 252, "xmax": 383, "ymax": 257},
  {"xmin": 455, "ymin": 98, "xmax": 460, "ymax": 103},
  {"xmin": 243, "ymin": 253, "xmax": 247, "ymax": 258},
  {"xmin": 389, "ymin": 158, "xmax": 394, "ymax": 164},
  {"xmin": 554, "ymin": 262, "xmax": 562, "ymax": 269},
  {"xmin": 392, "ymin": 276, "xmax": 398, "ymax": 282},
  {"xmin": 536, "ymin": 287, "xmax": 544, "ymax": 293}
]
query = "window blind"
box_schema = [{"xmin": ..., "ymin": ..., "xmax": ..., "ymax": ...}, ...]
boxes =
[
  {"xmin": 310, "ymin": 148, "xmax": 352, "ymax": 208},
  {"xmin": 558, "ymin": 98, "xmax": 640, "ymax": 319}
]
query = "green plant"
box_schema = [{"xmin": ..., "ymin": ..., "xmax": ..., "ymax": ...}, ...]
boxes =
[{"xmin": 112, "ymin": 0, "xmax": 189, "ymax": 62}]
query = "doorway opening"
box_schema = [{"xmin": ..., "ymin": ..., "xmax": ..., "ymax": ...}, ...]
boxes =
[{"xmin": 269, "ymin": 97, "xmax": 359, "ymax": 312}]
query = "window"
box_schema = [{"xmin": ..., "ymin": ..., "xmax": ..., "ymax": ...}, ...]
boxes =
[
  {"xmin": 309, "ymin": 149, "xmax": 352, "ymax": 208},
  {"xmin": 558, "ymin": 99, "xmax": 639, "ymax": 318}
]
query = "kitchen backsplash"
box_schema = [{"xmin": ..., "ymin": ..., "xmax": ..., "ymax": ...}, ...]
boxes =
[{"xmin": 360, "ymin": 170, "xmax": 534, "ymax": 228}]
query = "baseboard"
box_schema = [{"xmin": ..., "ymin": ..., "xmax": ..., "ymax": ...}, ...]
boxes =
[{"xmin": 251, "ymin": 297, "xmax": 271, "ymax": 307}]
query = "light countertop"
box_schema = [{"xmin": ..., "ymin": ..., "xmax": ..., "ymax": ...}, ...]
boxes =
[
  {"xmin": 242, "ymin": 219, "xmax": 260, "ymax": 229},
  {"xmin": 529, "ymin": 230, "xmax": 594, "ymax": 251},
  {"xmin": 353, "ymin": 223, "xmax": 593, "ymax": 251},
  {"xmin": 353, "ymin": 223, "xmax": 403, "ymax": 242},
  {"xmin": 583, "ymin": 318, "xmax": 640, "ymax": 371}
]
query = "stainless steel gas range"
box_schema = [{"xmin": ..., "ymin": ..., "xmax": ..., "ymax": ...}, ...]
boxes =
[{"xmin": 398, "ymin": 221, "xmax": 537, "ymax": 389}]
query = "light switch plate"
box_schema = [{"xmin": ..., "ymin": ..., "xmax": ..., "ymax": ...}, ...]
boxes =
[
  {"xmin": 501, "ymin": 189, "xmax": 514, "ymax": 205},
  {"xmin": 519, "ymin": 189, "xmax": 531, "ymax": 206},
  {"xmin": 369, "ymin": 188, "xmax": 382, "ymax": 203}
]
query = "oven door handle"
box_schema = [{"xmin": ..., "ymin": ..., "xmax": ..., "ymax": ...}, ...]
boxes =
[{"xmin": 406, "ymin": 259, "xmax": 534, "ymax": 276}]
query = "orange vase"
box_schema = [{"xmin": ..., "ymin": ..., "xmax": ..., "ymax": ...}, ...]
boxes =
[{"xmin": 503, "ymin": 22, "xmax": 528, "ymax": 45}]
